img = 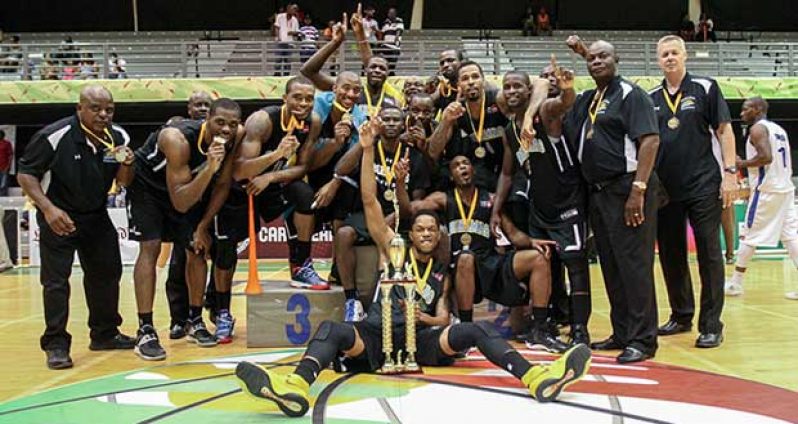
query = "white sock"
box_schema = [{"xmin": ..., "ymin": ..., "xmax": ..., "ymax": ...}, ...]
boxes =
[
  {"xmin": 732, "ymin": 244, "xmax": 757, "ymax": 285},
  {"xmin": 785, "ymin": 239, "xmax": 798, "ymax": 269}
]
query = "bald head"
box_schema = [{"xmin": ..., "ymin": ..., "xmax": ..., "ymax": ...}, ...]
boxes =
[
  {"xmin": 333, "ymin": 71, "xmax": 363, "ymax": 111},
  {"xmin": 740, "ymin": 96, "xmax": 769, "ymax": 124},
  {"xmin": 747, "ymin": 96, "xmax": 768, "ymax": 113},
  {"xmin": 77, "ymin": 85, "xmax": 114, "ymax": 134},
  {"xmin": 187, "ymin": 90, "xmax": 212, "ymax": 120}
]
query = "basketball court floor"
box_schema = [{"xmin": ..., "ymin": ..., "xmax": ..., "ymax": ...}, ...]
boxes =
[{"xmin": 1, "ymin": 258, "xmax": 796, "ymax": 423}]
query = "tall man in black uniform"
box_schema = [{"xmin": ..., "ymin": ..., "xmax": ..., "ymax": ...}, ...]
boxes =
[
  {"xmin": 234, "ymin": 119, "xmax": 591, "ymax": 418},
  {"xmin": 565, "ymin": 41, "xmax": 661, "ymax": 364},
  {"xmin": 650, "ymin": 35, "xmax": 737, "ymax": 349},
  {"xmin": 165, "ymin": 90, "xmax": 212, "ymax": 340},
  {"xmin": 18, "ymin": 85, "xmax": 136, "ymax": 369},
  {"xmin": 396, "ymin": 154, "xmax": 567, "ymax": 352},
  {"xmin": 493, "ymin": 66, "xmax": 592, "ymax": 346},
  {"xmin": 128, "ymin": 98, "xmax": 241, "ymax": 360},
  {"xmin": 333, "ymin": 105, "xmax": 431, "ymax": 322},
  {"xmin": 231, "ymin": 76, "xmax": 323, "ymax": 295}
]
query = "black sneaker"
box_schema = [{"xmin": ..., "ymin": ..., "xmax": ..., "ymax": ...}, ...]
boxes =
[
  {"xmin": 524, "ymin": 328, "xmax": 570, "ymax": 354},
  {"xmin": 187, "ymin": 320, "xmax": 218, "ymax": 347},
  {"xmin": 135, "ymin": 325, "xmax": 167, "ymax": 361},
  {"xmin": 89, "ymin": 333, "xmax": 136, "ymax": 350},
  {"xmin": 169, "ymin": 322, "xmax": 188, "ymax": 340},
  {"xmin": 46, "ymin": 349, "xmax": 73, "ymax": 370},
  {"xmin": 569, "ymin": 324, "xmax": 591, "ymax": 347}
]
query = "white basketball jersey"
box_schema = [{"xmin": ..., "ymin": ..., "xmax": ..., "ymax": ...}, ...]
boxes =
[{"xmin": 746, "ymin": 119, "xmax": 794, "ymax": 193}]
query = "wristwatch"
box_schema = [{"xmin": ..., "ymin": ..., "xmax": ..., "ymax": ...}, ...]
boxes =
[
  {"xmin": 724, "ymin": 166, "xmax": 738, "ymax": 174},
  {"xmin": 632, "ymin": 181, "xmax": 648, "ymax": 191}
]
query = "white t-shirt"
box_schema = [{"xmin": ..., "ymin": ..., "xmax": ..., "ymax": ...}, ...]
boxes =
[
  {"xmin": 747, "ymin": 119, "xmax": 794, "ymax": 193},
  {"xmin": 363, "ymin": 17, "xmax": 380, "ymax": 42},
  {"xmin": 275, "ymin": 13, "xmax": 299, "ymax": 42}
]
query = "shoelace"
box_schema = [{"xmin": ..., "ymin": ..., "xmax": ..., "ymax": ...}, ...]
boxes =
[{"xmin": 138, "ymin": 333, "xmax": 159, "ymax": 345}]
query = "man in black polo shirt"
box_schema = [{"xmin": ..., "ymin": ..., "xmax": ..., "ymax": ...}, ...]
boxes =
[
  {"xmin": 650, "ymin": 35, "xmax": 737, "ymax": 349},
  {"xmin": 18, "ymin": 85, "xmax": 136, "ymax": 369},
  {"xmin": 565, "ymin": 40, "xmax": 661, "ymax": 364}
]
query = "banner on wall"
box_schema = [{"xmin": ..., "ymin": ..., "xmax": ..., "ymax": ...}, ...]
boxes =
[
  {"xmin": 236, "ymin": 216, "xmax": 333, "ymax": 260},
  {"xmin": 28, "ymin": 208, "xmax": 140, "ymax": 265}
]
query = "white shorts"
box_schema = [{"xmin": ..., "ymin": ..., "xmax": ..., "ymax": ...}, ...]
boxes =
[{"xmin": 741, "ymin": 191, "xmax": 798, "ymax": 247}]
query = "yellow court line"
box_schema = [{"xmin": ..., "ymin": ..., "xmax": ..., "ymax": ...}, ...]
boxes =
[
  {"xmin": 729, "ymin": 303, "xmax": 798, "ymax": 323},
  {"xmin": 0, "ymin": 313, "xmax": 43, "ymax": 330}
]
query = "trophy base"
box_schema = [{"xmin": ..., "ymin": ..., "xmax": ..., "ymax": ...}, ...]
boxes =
[{"xmin": 376, "ymin": 364, "xmax": 423, "ymax": 375}]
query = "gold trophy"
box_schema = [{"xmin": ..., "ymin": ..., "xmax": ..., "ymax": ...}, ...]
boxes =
[{"xmin": 378, "ymin": 196, "xmax": 420, "ymax": 374}]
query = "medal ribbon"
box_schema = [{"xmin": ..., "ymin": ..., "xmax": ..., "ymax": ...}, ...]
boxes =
[
  {"xmin": 196, "ymin": 122, "xmax": 208, "ymax": 155},
  {"xmin": 377, "ymin": 140, "xmax": 403, "ymax": 187},
  {"xmin": 662, "ymin": 90, "xmax": 682, "ymax": 118},
  {"xmin": 79, "ymin": 122, "xmax": 114, "ymax": 150},
  {"xmin": 588, "ymin": 87, "xmax": 606, "ymax": 124},
  {"xmin": 510, "ymin": 118, "xmax": 529, "ymax": 152},
  {"xmin": 454, "ymin": 187, "xmax": 479, "ymax": 235},
  {"xmin": 364, "ymin": 83, "xmax": 386, "ymax": 117},
  {"xmin": 409, "ymin": 249, "xmax": 433, "ymax": 294},
  {"xmin": 332, "ymin": 100, "xmax": 351, "ymax": 114},
  {"xmin": 280, "ymin": 104, "xmax": 304, "ymax": 133},
  {"xmin": 466, "ymin": 91, "xmax": 486, "ymax": 143}
]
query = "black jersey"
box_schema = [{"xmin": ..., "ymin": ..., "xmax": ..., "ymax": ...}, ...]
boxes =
[
  {"xmin": 259, "ymin": 105, "xmax": 313, "ymax": 171},
  {"xmin": 444, "ymin": 88, "xmax": 509, "ymax": 192},
  {"xmin": 308, "ymin": 112, "xmax": 353, "ymax": 190},
  {"xmin": 508, "ymin": 117, "xmax": 587, "ymax": 228},
  {"xmin": 364, "ymin": 254, "xmax": 447, "ymax": 331},
  {"xmin": 445, "ymin": 188, "xmax": 494, "ymax": 254}
]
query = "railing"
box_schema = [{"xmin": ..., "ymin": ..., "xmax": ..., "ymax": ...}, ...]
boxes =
[{"xmin": 2, "ymin": 39, "xmax": 798, "ymax": 80}]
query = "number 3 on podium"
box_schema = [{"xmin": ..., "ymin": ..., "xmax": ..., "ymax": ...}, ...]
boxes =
[{"xmin": 286, "ymin": 293, "xmax": 311, "ymax": 345}]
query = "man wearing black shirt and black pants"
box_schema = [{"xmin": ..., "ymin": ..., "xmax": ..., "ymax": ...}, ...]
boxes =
[
  {"xmin": 18, "ymin": 85, "xmax": 136, "ymax": 369},
  {"xmin": 650, "ymin": 36, "xmax": 737, "ymax": 349},
  {"xmin": 566, "ymin": 41, "xmax": 661, "ymax": 364}
]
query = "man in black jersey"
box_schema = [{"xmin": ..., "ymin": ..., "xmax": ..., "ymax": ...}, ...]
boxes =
[
  {"xmin": 231, "ymin": 76, "xmax": 325, "ymax": 292},
  {"xmin": 493, "ymin": 66, "xmax": 592, "ymax": 346},
  {"xmin": 396, "ymin": 153, "xmax": 567, "ymax": 353},
  {"xmin": 332, "ymin": 105, "xmax": 431, "ymax": 322},
  {"xmin": 301, "ymin": 14, "xmax": 400, "ymax": 118},
  {"xmin": 18, "ymin": 85, "xmax": 136, "ymax": 369},
  {"xmin": 128, "ymin": 98, "xmax": 242, "ymax": 360},
  {"xmin": 164, "ymin": 91, "xmax": 212, "ymax": 340},
  {"xmin": 234, "ymin": 118, "xmax": 591, "ymax": 418},
  {"xmin": 564, "ymin": 40, "xmax": 661, "ymax": 364},
  {"xmin": 431, "ymin": 49, "xmax": 464, "ymax": 118}
]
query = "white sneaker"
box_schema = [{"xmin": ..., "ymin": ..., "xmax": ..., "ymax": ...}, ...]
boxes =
[
  {"xmin": 785, "ymin": 291, "xmax": 798, "ymax": 300},
  {"xmin": 725, "ymin": 280, "xmax": 744, "ymax": 296}
]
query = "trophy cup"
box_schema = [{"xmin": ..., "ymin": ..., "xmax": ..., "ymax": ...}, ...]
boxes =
[{"xmin": 378, "ymin": 196, "xmax": 420, "ymax": 374}]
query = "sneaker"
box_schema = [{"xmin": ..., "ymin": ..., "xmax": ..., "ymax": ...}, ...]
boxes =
[
  {"xmin": 290, "ymin": 259, "xmax": 330, "ymax": 290},
  {"xmin": 523, "ymin": 344, "xmax": 591, "ymax": 403},
  {"xmin": 169, "ymin": 322, "xmax": 188, "ymax": 340},
  {"xmin": 344, "ymin": 299, "xmax": 366, "ymax": 322},
  {"xmin": 187, "ymin": 320, "xmax": 218, "ymax": 347},
  {"xmin": 236, "ymin": 361, "xmax": 310, "ymax": 417},
  {"xmin": 89, "ymin": 333, "xmax": 136, "ymax": 350},
  {"xmin": 135, "ymin": 326, "xmax": 166, "ymax": 361},
  {"xmin": 724, "ymin": 280, "xmax": 744, "ymax": 296},
  {"xmin": 569, "ymin": 324, "xmax": 591, "ymax": 347},
  {"xmin": 786, "ymin": 291, "xmax": 798, "ymax": 300},
  {"xmin": 525, "ymin": 328, "xmax": 570, "ymax": 354},
  {"xmin": 215, "ymin": 311, "xmax": 236, "ymax": 344}
]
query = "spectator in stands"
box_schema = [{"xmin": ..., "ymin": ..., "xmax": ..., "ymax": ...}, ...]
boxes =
[
  {"xmin": 269, "ymin": 7, "xmax": 284, "ymax": 39},
  {"xmin": 696, "ymin": 13, "xmax": 717, "ymax": 42},
  {"xmin": 678, "ymin": 14, "xmax": 695, "ymax": 41},
  {"xmin": 0, "ymin": 130, "xmax": 12, "ymax": 196},
  {"xmin": 108, "ymin": 52, "xmax": 127, "ymax": 79},
  {"xmin": 522, "ymin": 7, "xmax": 537, "ymax": 37},
  {"xmin": 322, "ymin": 20, "xmax": 336, "ymax": 40},
  {"xmin": 1, "ymin": 35, "xmax": 22, "ymax": 74},
  {"xmin": 297, "ymin": 14, "xmax": 319, "ymax": 64},
  {"xmin": 274, "ymin": 3, "xmax": 300, "ymax": 76},
  {"xmin": 62, "ymin": 61, "xmax": 78, "ymax": 80},
  {"xmin": 362, "ymin": 5, "xmax": 381, "ymax": 49},
  {"xmin": 79, "ymin": 54, "xmax": 99, "ymax": 79},
  {"xmin": 40, "ymin": 54, "xmax": 59, "ymax": 80},
  {"xmin": 536, "ymin": 7, "xmax": 552, "ymax": 36},
  {"xmin": 381, "ymin": 7, "xmax": 404, "ymax": 76}
]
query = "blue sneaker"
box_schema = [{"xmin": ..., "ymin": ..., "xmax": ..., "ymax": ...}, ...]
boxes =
[
  {"xmin": 344, "ymin": 299, "xmax": 365, "ymax": 322},
  {"xmin": 290, "ymin": 259, "xmax": 330, "ymax": 290},
  {"xmin": 215, "ymin": 310, "xmax": 236, "ymax": 344}
]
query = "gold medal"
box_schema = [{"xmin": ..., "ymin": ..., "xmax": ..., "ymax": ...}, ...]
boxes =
[
  {"xmin": 384, "ymin": 189, "xmax": 395, "ymax": 202},
  {"xmin": 667, "ymin": 116, "xmax": 680, "ymax": 130},
  {"xmin": 663, "ymin": 89, "xmax": 683, "ymax": 131},
  {"xmin": 341, "ymin": 112, "xmax": 352, "ymax": 124},
  {"xmin": 454, "ymin": 187, "xmax": 479, "ymax": 250},
  {"xmin": 474, "ymin": 146, "xmax": 486, "ymax": 158},
  {"xmin": 114, "ymin": 149, "xmax": 128, "ymax": 163},
  {"xmin": 460, "ymin": 233, "xmax": 472, "ymax": 247}
]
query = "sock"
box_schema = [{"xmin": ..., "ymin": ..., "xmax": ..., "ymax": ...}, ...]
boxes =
[
  {"xmin": 295, "ymin": 241, "xmax": 312, "ymax": 265},
  {"xmin": 449, "ymin": 322, "xmax": 531, "ymax": 379},
  {"xmin": 216, "ymin": 290, "xmax": 231, "ymax": 312},
  {"xmin": 288, "ymin": 238, "xmax": 299, "ymax": 267},
  {"xmin": 735, "ymin": 243, "xmax": 756, "ymax": 269},
  {"xmin": 785, "ymin": 239, "xmax": 798, "ymax": 268},
  {"xmin": 458, "ymin": 309, "xmax": 473, "ymax": 323},
  {"xmin": 188, "ymin": 306, "xmax": 203, "ymax": 323},
  {"xmin": 138, "ymin": 312, "xmax": 153, "ymax": 328},
  {"xmin": 532, "ymin": 307, "xmax": 548, "ymax": 328},
  {"xmin": 295, "ymin": 357, "xmax": 321, "ymax": 386},
  {"xmin": 344, "ymin": 289, "xmax": 359, "ymax": 301}
]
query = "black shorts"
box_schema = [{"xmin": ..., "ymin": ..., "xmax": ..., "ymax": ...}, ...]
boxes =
[
  {"xmin": 341, "ymin": 211, "xmax": 411, "ymax": 245},
  {"xmin": 314, "ymin": 181, "xmax": 357, "ymax": 225},
  {"xmin": 347, "ymin": 321, "xmax": 454, "ymax": 372},
  {"xmin": 127, "ymin": 178, "xmax": 193, "ymax": 244},
  {"xmin": 452, "ymin": 250, "xmax": 529, "ymax": 307},
  {"xmin": 528, "ymin": 220, "xmax": 588, "ymax": 261},
  {"xmin": 505, "ymin": 199, "xmax": 530, "ymax": 235}
]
